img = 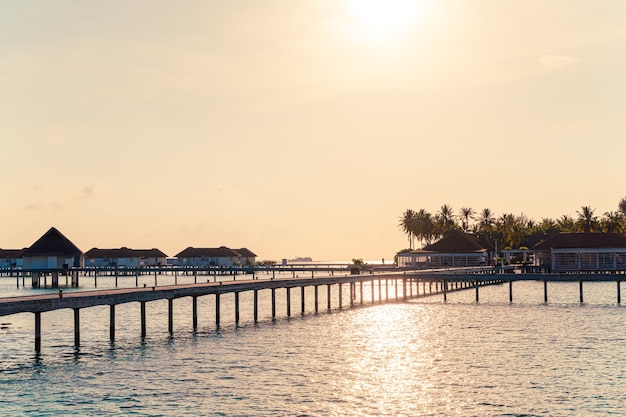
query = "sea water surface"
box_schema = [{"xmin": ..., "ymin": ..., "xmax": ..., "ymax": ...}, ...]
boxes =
[{"xmin": 1, "ymin": 277, "xmax": 625, "ymax": 416}]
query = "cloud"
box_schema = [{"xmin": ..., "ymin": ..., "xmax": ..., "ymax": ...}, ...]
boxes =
[
  {"xmin": 24, "ymin": 200, "xmax": 64, "ymax": 210},
  {"xmin": 538, "ymin": 54, "xmax": 580, "ymax": 69},
  {"xmin": 215, "ymin": 184, "xmax": 233, "ymax": 195},
  {"xmin": 78, "ymin": 183, "xmax": 107, "ymax": 199}
]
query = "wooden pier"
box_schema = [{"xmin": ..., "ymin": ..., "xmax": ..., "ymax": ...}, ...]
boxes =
[
  {"xmin": 3, "ymin": 267, "xmax": 623, "ymax": 354},
  {"xmin": 0, "ymin": 273, "xmax": 502, "ymax": 353}
]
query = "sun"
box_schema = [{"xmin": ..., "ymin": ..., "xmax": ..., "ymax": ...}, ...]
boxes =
[{"xmin": 348, "ymin": 0, "xmax": 422, "ymax": 42}]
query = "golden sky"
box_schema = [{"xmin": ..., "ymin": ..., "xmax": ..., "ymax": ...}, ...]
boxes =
[{"xmin": 1, "ymin": 0, "xmax": 625, "ymax": 261}]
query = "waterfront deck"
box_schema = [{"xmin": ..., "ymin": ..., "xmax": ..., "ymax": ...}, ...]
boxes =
[
  {"xmin": 0, "ymin": 272, "xmax": 504, "ymax": 353},
  {"xmin": 2, "ymin": 267, "xmax": 624, "ymax": 353}
]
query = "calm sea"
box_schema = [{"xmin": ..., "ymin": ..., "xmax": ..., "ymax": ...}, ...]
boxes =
[{"xmin": 1, "ymin": 276, "xmax": 625, "ymax": 416}]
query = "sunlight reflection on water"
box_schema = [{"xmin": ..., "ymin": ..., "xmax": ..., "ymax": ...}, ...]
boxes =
[{"xmin": 0, "ymin": 281, "xmax": 625, "ymax": 415}]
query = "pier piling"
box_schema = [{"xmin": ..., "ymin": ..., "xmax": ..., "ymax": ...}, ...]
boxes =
[
  {"xmin": 74, "ymin": 308, "xmax": 80, "ymax": 347},
  {"xmin": 168, "ymin": 300, "xmax": 173, "ymax": 334},
  {"xmin": 141, "ymin": 301, "xmax": 146, "ymax": 339},
  {"xmin": 110, "ymin": 304, "xmax": 116, "ymax": 341},
  {"xmin": 216, "ymin": 293, "xmax": 221, "ymax": 328}
]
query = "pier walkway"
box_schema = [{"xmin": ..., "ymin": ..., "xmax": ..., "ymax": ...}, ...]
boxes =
[
  {"xmin": 3, "ymin": 266, "xmax": 625, "ymax": 354},
  {"xmin": 0, "ymin": 272, "xmax": 501, "ymax": 353}
]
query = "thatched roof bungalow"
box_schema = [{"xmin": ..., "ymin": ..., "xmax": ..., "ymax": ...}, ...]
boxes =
[
  {"xmin": 534, "ymin": 232, "xmax": 626, "ymax": 272},
  {"xmin": 398, "ymin": 232, "xmax": 494, "ymax": 268}
]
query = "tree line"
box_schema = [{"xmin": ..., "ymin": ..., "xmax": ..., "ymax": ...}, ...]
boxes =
[{"xmin": 399, "ymin": 196, "xmax": 626, "ymax": 251}]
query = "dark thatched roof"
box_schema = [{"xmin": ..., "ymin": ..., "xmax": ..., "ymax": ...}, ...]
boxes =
[
  {"xmin": 534, "ymin": 232, "xmax": 626, "ymax": 250},
  {"xmin": 22, "ymin": 227, "xmax": 83, "ymax": 257},
  {"xmin": 235, "ymin": 248, "xmax": 257, "ymax": 257},
  {"xmin": 175, "ymin": 246, "xmax": 254, "ymax": 258},
  {"xmin": 0, "ymin": 248, "xmax": 27, "ymax": 258},
  {"xmin": 422, "ymin": 232, "xmax": 495, "ymax": 253},
  {"xmin": 85, "ymin": 247, "xmax": 168, "ymax": 258}
]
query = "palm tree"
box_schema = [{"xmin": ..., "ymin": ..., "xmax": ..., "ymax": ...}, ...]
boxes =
[
  {"xmin": 399, "ymin": 209, "xmax": 417, "ymax": 249},
  {"xmin": 414, "ymin": 209, "xmax": 434, "ymax": 247},
  {"xmin": 556, "ymin": 214, "xmax": 576, "ymax": 232},
  {"xmin": 533, "ymin": 218, "xmax": 559, "ymax": 235},
  {"xmin": 619, "ymin": 196, "xmax": 626, "ymax": 216},
  {"xmin": 576, "ymin": 206, "xmax": 599, "ymax": 233},
  {"xmin": 435, "ymin": 204, "xmax": 457, "ymax": 238},
  {"xmin": 477, "ymin": 208, "xmax": 495, "ymax": 240},
  {"xmin": 459, "ymin": 207, "xmax": 475, "ymax": 233},
  {"xmin": 601, "ymin": 211, "xmax": 624, "ymax": 233}
]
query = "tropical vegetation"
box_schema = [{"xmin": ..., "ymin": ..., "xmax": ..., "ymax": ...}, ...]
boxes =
[{"xmin": 399, "ymin": 196, "xmax": 626, "ymax": 251}]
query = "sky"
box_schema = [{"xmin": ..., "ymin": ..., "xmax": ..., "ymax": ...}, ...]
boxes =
[{"xmin": 1, "ymin": 0, "xmax": 625, "ymax": 262}]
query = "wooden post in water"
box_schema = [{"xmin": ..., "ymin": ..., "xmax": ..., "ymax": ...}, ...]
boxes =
[
  {"xmin": 216, "ymin": 293, "xmax": 221, "ymax": 328},
  {"xmin": 395, "ymin": 279, "xmax": 399, "ymax": 300},
  {"xmin": 359, "ymin": 282, "xmax": 363, "ymax": 306},
  {"xmin": 338, "ymin": 283, "xmax": 343, "ymax": 309},
  {"xmin": 154, "ymin": 270, "xmax": 158, "ymax": 287},
  {"xmin": 110, "ymin": 304, "xmax": 116, "ymax": 341},
  {"xmin": 371, "ymin": 280, "xmax": 375, "ymax": 304},
  {"xmin": 135, "ymin": 270, "xmax": 139, "ymax": 287},
  {"xmin": 617, "ymin": 281, "xmax": 621, "ymax": 304},
  {"xmin": 350, "ymin": 283, "xmax": 354, "ymax": 307},
  {"xmin": 34, "ymin": 311, "xmax": 41, "ymax": 353},
  {"xmin": 301, "ymin": 286, "xmax": 305, "ymax": 314},
  {"xmin": 579, "ymin": 281, "xmax": 584, "ymax": 303},
  {"xmin": 286, "ymin": 287, "xmax": 291, "ymax": 317},
  {"xmin": 141, "ymin": 301, "xmax": 146, "ymax": 339},
  {"xmin": 327, "ymin": 285, "xmax": 332, "ymax": 310},
  {"xmin": 192, "ymin": 296, "xmax": 198, "ymax": 330},
  {"xmin": 543, "ymin": 280, "xmax": 548, "ymax": 303},
  {"xmin": 74, "ymin": 308, "xmax": 80, "ymax": 347},
  {"xmin": 385, "ymin": 279, "xmax": 389, "ymax": 302},
  {"xmin": 315, "ymin": 285, "xmax": 319, "ymax": 313},
  {"xmin": 168, "ymin": 299, "xmax": 173, "ymax": 335},
  {"xmin": 509, "ymin": 281, "xmax": 513, "ymax": 303},
  {"xmin": 402, "ymin": 279, "xmax": 407, "ymax": 301},
  {"xmin": 271, "ymin": 288, "xmax": 276, "ymax": 319},
  {"xmin": 253, "ymin": 290, "xmax": 259, "ymax": 323},
  {"xmin": 475, "ymin": 285, "xmax": 479, "ymax": 302},
  {"xmin": 378, "ymin": 280, "xmax": 382, "ymax": 302},
  {"xmin": 235, "ymin": 292, "xmax": 240, "ymax": 326}
]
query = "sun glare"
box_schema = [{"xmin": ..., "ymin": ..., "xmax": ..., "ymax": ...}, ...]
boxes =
[{"xmin": 348, "ymin": 0, "xmax": 422, "ymax": 42}]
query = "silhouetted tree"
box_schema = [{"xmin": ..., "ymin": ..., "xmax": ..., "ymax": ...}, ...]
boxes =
[{"xmin": 576, "ymin": 206, "xmax": 599, "ymax": 233}]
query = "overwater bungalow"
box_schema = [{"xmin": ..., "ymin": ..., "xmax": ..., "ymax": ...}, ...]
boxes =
[
  {"xmin": 397, "ymin": 232, "xmax": 494, "ymax": 269},
  {"xmin": 0, "ymin": 248, "xmax": 26, "ymax": 269},
  {"xmin": 84, "ymin": 247, "xmax": 168, "ymax": 268},
  {"xmin": 175, "ymin": 246, "xmax": 257, "ymax": 268},
  {"xmin": 534, "ymin": 232, "xmax": 626, "ymax": 272},
  {"xmin": 22, "ymin": 227, "xmax": 84, "ymax": 270}
]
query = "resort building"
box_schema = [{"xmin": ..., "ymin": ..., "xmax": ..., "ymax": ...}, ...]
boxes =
[
  {"xmin": 22, "ymin": 227, "xmax": 84, "ymax": 270},
  {"xmin": 397, "ymin": 232, "xmax": 494, "ymax": 268},
  {"xmin": 534, "ymin": 232, "xmax": 626, "ymax": 272},
  {"xmin": 84, "ymin": 247, "xmax": 168, "ymax": 268},
  {"xmin": 0, "ymin": 249, "xmax": 26, "ymax": 269},
  {"xmin": 175, "ymin": 246, "xmax": 257, "ymax": 267}
]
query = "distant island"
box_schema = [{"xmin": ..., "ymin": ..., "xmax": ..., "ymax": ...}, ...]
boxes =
[{"xmin": 289, "ymin": 256, "xmax": 313, "ymax": 262}]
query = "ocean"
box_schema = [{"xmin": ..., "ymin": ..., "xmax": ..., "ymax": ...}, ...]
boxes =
[{"xmin": 0, "ymin": 276, "xmax": 625, "ymax": 416}]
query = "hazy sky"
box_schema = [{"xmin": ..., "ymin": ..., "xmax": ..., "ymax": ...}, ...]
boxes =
[{"xmin": 2, "ymin": 0, "xmax": 625, "ymax": 261}]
